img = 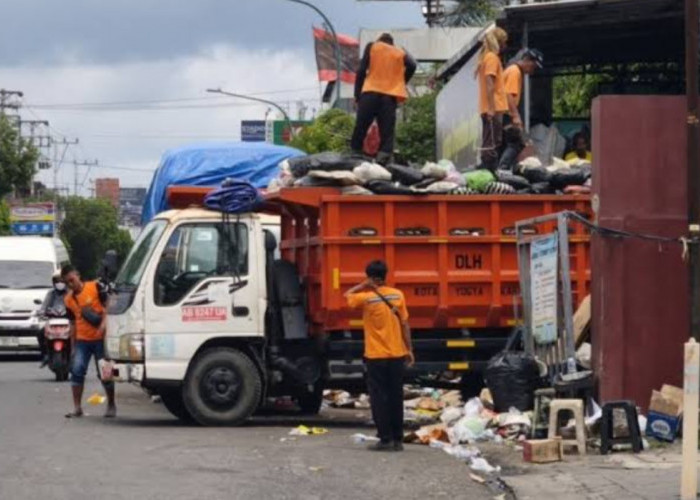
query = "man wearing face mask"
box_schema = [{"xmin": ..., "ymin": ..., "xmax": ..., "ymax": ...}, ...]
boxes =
[{"xmin": 38, "ymin": 274, "xmax": 68, "ymax": 367}]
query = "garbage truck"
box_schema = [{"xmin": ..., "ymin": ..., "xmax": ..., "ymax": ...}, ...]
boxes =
[{"xmin": 103, "ymin": 186, "xmax": 590, "ymax": 425}]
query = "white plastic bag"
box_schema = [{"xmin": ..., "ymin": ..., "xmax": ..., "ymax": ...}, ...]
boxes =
[
  {"xmin": 353, "ymin": 162, "xmax": 391, "ymax": 183},
  {"xmin": 440, "ymin": 406, "xmax": 463, "ymax": 426}
]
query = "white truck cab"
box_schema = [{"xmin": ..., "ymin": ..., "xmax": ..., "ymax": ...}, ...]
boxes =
[{"xmin": 105, "ymin": 208, "xmax": 295, "ymax": 424}]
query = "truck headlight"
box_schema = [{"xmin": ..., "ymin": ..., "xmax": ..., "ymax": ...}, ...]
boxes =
[{"xmin": 119, "ymin": 333, "xmax": 144, "ymax": 361}]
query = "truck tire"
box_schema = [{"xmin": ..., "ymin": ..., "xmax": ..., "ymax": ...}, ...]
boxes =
[
  {"xmin": 183, "ymin": 348, "xmax": 262, "ymax": 426},
  {"xmin": 160, "ymin": 388, "xmax": 196, "ymax": 424}
]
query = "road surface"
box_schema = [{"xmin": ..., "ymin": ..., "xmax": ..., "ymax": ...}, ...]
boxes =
[{"xmin": 0, "ymin": 358, "xmax": 493, "ymax": 500}]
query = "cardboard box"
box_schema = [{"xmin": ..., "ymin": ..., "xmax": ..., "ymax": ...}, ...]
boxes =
[
  {"xmin": 646, "ymin": 410, "xmax": 682, "ymax": 442},
  {"xmin": 649, "ymin": 385, "xmax": 683, "ymax": 416},
  {"xmin": 523, "ymin": 438, "xmax": 563, "ymax": 463}
]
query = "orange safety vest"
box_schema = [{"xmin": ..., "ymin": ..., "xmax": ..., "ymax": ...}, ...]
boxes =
[{"xmin": 361, "ymin": 42, "xmax": 408, "ymax": 101}]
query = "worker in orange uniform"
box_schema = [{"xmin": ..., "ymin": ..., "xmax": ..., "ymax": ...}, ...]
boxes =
[
  {"xmin": 351, "ymin": 33, "xmax": 417, "ymax": 165},
  {"xmin": 476, "ymin": 27, "xmax": 509, "ymax": 171},
  {"xmin": 499, "ymin": 48, "xmax": 543, "ymax": 170},
  {"xmin": 345, "ymin": 260, "xmax": 414, "ymax": 452},
  {"xmin": 62, "ymin": 264, "xmax": 116, "ymax": 419}
]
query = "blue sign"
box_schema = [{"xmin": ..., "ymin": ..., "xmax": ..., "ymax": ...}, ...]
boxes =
[
  {"xmin": 11, "ymin": 222, "xmax": 55, "ymax": 236},
  {"xmin": 241, "ymin": 120, "xmax": 266, "ymax": 142}
]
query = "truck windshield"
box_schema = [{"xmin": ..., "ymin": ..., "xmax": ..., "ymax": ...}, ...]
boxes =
[
  {"xmin": 115, "ymin": 220, "xmax": 167, "ymax": 289},
  {"xmin": 0, "ymin": 261, "xmax": 53, "ymax": 289}
]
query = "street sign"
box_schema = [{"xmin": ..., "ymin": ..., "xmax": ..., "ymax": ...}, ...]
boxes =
[
  {"xmin": 241, "ymin": 120, "xmax": 267, "ymax": 142},
  {"xmin": 11, "ymin": 222, "xmax": 55, "ymax": 236},
  {"xmin": 10, "ymin": 202, "xmax": 56, "ymax": 236},
  {"xmin": 266, "ymin": 120, "xmax": 311, "ymax": 145}
]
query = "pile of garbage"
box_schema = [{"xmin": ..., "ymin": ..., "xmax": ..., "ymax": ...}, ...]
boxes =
[{"xmin": 267, "ymin": 151, "xmax": 591, "ymax": 196}]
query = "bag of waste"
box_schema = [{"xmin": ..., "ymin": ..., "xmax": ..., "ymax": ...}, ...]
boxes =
[
  {"xmin": 497, "ymin": 171, "xmax": 531, "ymax": 190},
  {"xmin": 365, "ymin": 180, "xmax": 421, "ymax": 195},
  {"xmin": 308, "ymin": 170, "xmax": 361, "ymax": 186},
  {"xmin": 424, "ymin": 181, "xmax": 460, "ymax": 193},
  {"xmin": 483, "ymin": 182, "xmax": 516, "ymax": 195},
  {"xmin": 449, "ymin": 187, "xmax": 478, "ymax": 195},
  {"xmin": 519, "ymin": 156, "xmax": 543, "ymax": 169},
  {"xmin": 293, "ymin": 176, "xmax": 340, "ymax": 187},
  {"xmin": 530, "ymin": 181, "xmax": 554, "ymax": 194},
  {"xmin": 341, "ymin": 185, "xmax": 373, "ymax": 196},
  {"xmin": 421, "ymin": 160, "xmax": 455, "ymax": 180},
  {"xmin": 516, "ymin": 165, "xmax": 552, "ymax": 184},
  {"xmin": 385, "ymin": 163, "xmax": 424, "ymax": 186},
  {"xmin": 484, "ymin": 330, "xmax": 540, "ymax": 412},
  {"xmin": 464, "ymin": 169, "xmax": 496, "ymax": 193},
  {"xmin": 550, "ymin": 167, "xmax": 587, "ymax": 190},
  {"xmin": 288, "ymin": 152, "xmax": 365, "ymax": 178},
  {"xmin": 353, "ymin": 162, "xmax": 392, "ymax": 183}
]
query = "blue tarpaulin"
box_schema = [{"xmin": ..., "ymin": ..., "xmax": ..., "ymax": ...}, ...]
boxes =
[{"xmin": 141, "ymin": 142, "xmax": 304, "ymax": 224}]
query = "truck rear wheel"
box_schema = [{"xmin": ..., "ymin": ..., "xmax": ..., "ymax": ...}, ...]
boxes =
[
  {"xmin": 160, "ymin": 388, "xmax": 196, "ymax": 424},
  {"xmin": 296, "ymin": 382, "xmax": 324, "ymax": 415},
  {"xmin": 183, "ymin": 348, "xmax": 262, "ymax": 426}
]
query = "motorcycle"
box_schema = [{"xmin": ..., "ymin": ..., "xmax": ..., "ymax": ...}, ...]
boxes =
[{"xmin": 43, "ymin": 310, "xmax": 71, "ymax": 382}]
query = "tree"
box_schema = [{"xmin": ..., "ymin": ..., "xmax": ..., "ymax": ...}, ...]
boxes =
[
  {"xmin": 0, "ymin": 114, "xmax": 39, "ymax": 199},
  {"xmin": 289, "ymin": 109, "xmax": 355, "ymax": 154},
  {"xmin": 553, "ymin": 73, "xmax": 605, "ymax": 118},
  {"xmin": 0, "ymin": 200, "xmax": 10, "ymax": 236},
  {"xmin": 396, "ymin": 92, "xmax": 437, "ymax": 164},
  {"xmin": 441, "ymin": 0, "xmax": 505, "ymax": 26},
  {"xmin": 59, "ymin": 197, "xmax": 133, "ymax": 279}
]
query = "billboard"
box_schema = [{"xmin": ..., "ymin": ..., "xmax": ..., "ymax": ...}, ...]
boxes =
[
  {"xmin": 266, "ymin": 120, "xmax": 311, "ymax": 146},
  {"xmin": 119, "ymin": 187, "xmax": 147, "ymax": 227},
  {"xmin": 436, "ymin": 52, "xmax": 481, "ymax": 168},
  {"xmin": 10, "ymin": 202, "xmax": 55, "ymax": 236},
  {"xmin": 241, "ymin": 120, "xmax": 266, "ymax": 142}
]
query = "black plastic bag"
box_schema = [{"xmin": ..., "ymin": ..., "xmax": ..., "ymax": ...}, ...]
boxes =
[
  {"xmin": 497, "ymin": 171, "xmax": 531, "ymax": 190},
  {"xmin": 288, "ymin": 152, "xmax": 366, "ymax": 178},
  {"xmin": 516, "ymin": 166, "xmax": 552, "ymax": 184},
  {"xmin": 550, "ymin": 167, "xmax": 587, "ymax": 190},
  {"xmin": 484, "ymin": 331, "xmax": 540, "ymax": 412},
  {"xmin": 365, "ymin": 180, "xmax": 425, "ymax": 195},
  {"xmin": 385, "ymin": 164, "xmax": 424, "ymax": 186},
  {"xmin": 530, "ymin": 181, "xmax": 554, "ymax": 194}
]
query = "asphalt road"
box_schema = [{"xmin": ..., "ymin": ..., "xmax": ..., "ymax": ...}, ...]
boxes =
[{"xmin": 0, "ymin": 358, "xmax": 493, "ymax": 500}]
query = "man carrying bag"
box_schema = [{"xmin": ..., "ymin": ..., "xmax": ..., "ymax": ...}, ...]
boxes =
[{"xmin": 345, "ymin": 260, "xmax": 414, "ymax": 451}]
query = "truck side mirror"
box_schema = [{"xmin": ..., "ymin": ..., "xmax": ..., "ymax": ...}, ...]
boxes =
[{"xmin": 102, "ymin": 250, "xmax": 119, "ymax": 281}]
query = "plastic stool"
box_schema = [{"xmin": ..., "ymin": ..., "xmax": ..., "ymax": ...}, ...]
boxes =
[
  {"xmin": 600, "ymin": 400, "xmax": 642, "ymax": 455},
  {"xmin": 531, "ymin": 388, "xmax": 556, "ymax": 439},
  {"xmin": 548, "ymin": 399, "xmax": 586, "ymax": 455}
]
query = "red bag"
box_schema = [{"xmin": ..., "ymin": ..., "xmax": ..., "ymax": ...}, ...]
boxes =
[{"xmin": 363, "ymin": 122, "xmax": 380, "ymax": 156}]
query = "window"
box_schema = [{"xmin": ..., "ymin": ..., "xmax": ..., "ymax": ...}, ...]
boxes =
[
  {"xmin": 116, "ymin": 220, "xmax": 167, "ymax": 289},
  {"xmin": 0, "ymin": 261, "xmax": 54, "ymax": 289},
  {"xmin": 154, "ymin": 222, "xmax": 248, "ymax": 306}
]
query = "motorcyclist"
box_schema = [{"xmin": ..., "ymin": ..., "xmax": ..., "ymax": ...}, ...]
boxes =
[{"xmin": 38, "ymin": 274, "xmax": 68, "ymax": 367}]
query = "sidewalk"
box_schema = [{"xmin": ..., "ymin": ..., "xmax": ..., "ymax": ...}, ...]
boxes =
[{"xmin": 485, "ymin": 443, "xmax": 690, "ymax": 500}]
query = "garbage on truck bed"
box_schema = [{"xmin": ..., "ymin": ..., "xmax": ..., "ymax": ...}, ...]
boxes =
[{"xmin": 267, "ymin": 151, "xmax": 591, "ymax": 196}]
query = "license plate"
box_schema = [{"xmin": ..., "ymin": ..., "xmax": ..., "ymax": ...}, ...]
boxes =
[{"xmin": 0, "ymin": 337, "xmax": 20, "ymax": 347}]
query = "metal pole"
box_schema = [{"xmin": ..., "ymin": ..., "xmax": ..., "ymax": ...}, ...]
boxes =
[
  {"xmin": 206, "ymin": 88, "xmax": 296, "ymax": 140},
  {"xmin": 686, "ymin": 0, "xmax": 700, "ymax": 342},
  {"xmin": 522, "ymin": 21, "xmax": 530, "ymax": 133},
  {"xmin": 285, "ymin": 0, "xmax": 342, "ymax": 107}
]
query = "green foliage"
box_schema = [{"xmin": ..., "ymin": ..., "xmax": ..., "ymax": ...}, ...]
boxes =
[
  {"xmin": 553, "ymin": 74, "xmax": 605, "ymax": 118},
  {"xmin": 0, "ymin": 114, "xmax": 40, "ymax": 198},
  {"xmin": 0, "ymin": 200, "xmax": 10, "ymax": 236},
  {"xmin": 396, "ymin": 92, "xmax": 437, "ymax": 164},
  {"xmin": 442, "ymin": 0, "xmax": 505, "ymax": 26},
  {"xmin": 289, "ymin": 109, "xmax": 355, "ymax": 154},
  {"xmin": 59, "ymin": 197, "xmax": 133, "ymax": 279}
]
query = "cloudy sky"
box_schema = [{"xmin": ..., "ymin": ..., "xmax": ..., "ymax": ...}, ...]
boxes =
[{"xmin": 0, "ymin": 0, "xmax": 423, "ymax": 194}]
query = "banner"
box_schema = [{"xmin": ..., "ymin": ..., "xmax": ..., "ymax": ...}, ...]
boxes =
[
  {"xmin": 530, "ymin": 233, "xmax": 559, "ymax": 345},
  {"xmin": 10, "ymin": 202, "xmax": 55, "ymax": 236},
  {"xmin": 313, "ymin": 27, "xmax": 359, "ymax": 84}
]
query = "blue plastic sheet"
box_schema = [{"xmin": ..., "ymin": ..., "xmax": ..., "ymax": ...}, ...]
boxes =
[{"xmin": 141, "ymin": 142, "xmax": 303, "ymax": 223}]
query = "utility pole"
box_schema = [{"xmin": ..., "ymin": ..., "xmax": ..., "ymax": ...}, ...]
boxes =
[
  {"xmin": 0, "ymin": 89, "xmax": 23, "ymax": 114},
  {"xmin": 70, "ymin": 160, "xmax": 98, "ymax": 197},
  {"xmin": 51, "ymin": 138, "xmax": 79, "ymax": 198}
]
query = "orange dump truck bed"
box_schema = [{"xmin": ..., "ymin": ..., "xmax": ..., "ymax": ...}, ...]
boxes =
[{"xmin": 266, "ymin": 188, "xmax": 591, "ymax": 336}]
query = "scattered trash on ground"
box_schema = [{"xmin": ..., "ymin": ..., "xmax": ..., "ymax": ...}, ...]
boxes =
[
  {"xmin": 86, "ymin": 393, "xmax": 106, "ymax": 405},
  {"xmin": 289, "ymin": 425, "xmax": 328, "ymax": 436}
]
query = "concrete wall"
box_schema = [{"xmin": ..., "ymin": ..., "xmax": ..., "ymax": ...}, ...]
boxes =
[{"xmin": 359, "ymin": 27, "xmax": 480, "ymax": 62}]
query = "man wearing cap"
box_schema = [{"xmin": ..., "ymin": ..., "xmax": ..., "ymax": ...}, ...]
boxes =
[
  {"xmin": 351, "ymin": 33, "xmax": 417, "ymax": 165},
  {"xmin": 499, "ymin": 48, "xmax": 543, "ymax": 170}
]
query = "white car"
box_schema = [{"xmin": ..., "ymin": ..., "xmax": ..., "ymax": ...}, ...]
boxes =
[{"xmin": 0, "ymin": 237, "xmax": 70, "ymax": 352}]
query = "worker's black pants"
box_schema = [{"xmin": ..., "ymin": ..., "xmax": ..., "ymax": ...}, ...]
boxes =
[
  {"xmin": 351, "ymin": 92, "xmax": 398, "ymax": 158},
  {"xmin": 499, "ymin": 120, "xmax": 525, "ymax": 170},
  {"xmin": 480, "ymin": 113, "xmax": 503, "ymax": 171},
  {"xmin": 366, "ymin": 357, "xmax": 405, "ymax": 443}
]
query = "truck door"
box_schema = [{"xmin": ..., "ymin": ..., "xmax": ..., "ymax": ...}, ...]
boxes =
[{"xmin": 143, "ymin": 220, "xmax": 259, "ymax": 380}]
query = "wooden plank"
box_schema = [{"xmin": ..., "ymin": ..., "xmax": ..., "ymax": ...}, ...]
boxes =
[
  {"xmin": 681, "ymin": 338, "xmax": 699, "ymax": 500},
  {"xmin": 573, "ymin": 294, "xmax": 591, "ymax": 348}
]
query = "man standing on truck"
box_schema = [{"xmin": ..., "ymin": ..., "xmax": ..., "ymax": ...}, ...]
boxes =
[
  {"xmin": 61, "ymin": 265, "xmax": 116, "ymax": 418},
  {"xmin": 345, "ymin": 260, "xmax": 413, "ymax": 451},
  {"xmin": 498, "ymin": 48, "xmax": 543, "ymax": 170},
  {"xmin": 350, "ymin": 33, "xmax": 417, "ymax": 165}
]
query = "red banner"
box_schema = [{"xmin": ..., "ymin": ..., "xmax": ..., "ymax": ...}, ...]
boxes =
[{"xmin": 313, "ymin": 27, "xmax": 359, "ymax": 84}]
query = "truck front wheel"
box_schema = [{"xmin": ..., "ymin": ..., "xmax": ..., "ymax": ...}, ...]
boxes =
[
  {"xmin": 160, "ymin": 388, "xmax": 196, "ymax": 424},
  {"xmin": 183, "ymin": 348, "xmax": 262, "ymax": 426}
]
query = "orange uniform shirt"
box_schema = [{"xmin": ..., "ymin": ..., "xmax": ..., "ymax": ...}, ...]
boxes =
[
  {"xmin": 64, "ymin": 281, "xmax": 105, "ymax": 342},
  {"xmin": 503, "ymin": 64, "xmax": 523, "ymax": 108},
  {"xmin": 361, "ymin": 42, "xmax": 409, "ymax": 101},
  {"xmin": 478, "ymin": 52, "xmax": 508, "ymax": 115},
  {"xmin": 347, "ymin": 286, "xmax": 409, "ymax": 359}
]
